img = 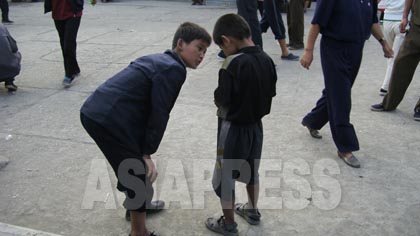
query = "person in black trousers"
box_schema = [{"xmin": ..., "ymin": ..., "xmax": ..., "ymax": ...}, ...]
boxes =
[
  {"xmin": 260, "ymin": 0, "xmax": 299, "ymax": 61},
  {"xmin": 300, "ymin": 0, "xmax": 393, "ymax": 168},
  {"xmin": 0, "ymin": 0, "xmax": 13, "ymax": 23},
  {"xmin": 44, "ymin": 0, "xmax": 95, "ymax": 87},
  {"xmin": 286, "ymin": 0, "xmax": 304, "ymax": 49}
]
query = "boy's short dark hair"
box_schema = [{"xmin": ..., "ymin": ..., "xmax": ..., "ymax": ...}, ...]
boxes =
[
  {"xmin": 172, "ymin": 22, "xmax": 212, "ymax": 49},
  {"xmin": 213, "ymin": 13, "xmax": 251, "ymax": 46}
]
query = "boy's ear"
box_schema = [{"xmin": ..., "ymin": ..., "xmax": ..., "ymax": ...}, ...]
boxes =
[
  {"xmin": 221, "ymin": 35, "xmax": 230, "ymax": 45},
  {"xmin": 176, "ymin": 38, "xmax": 185, "ymax": 50}
]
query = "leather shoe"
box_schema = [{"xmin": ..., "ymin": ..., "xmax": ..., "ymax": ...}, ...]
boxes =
[
  {"xmin": 125, "ymin": 200, "xmax": 165, "ymax": 221},
  {"xmin": 301, "ymin": 121, "xmax": 322, "ymax": 139},
  {"xmin": 337, "ymin": 151, "xmax": 360, "ymax": 168}
]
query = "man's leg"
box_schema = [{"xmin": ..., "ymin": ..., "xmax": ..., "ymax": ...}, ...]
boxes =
[
  {"xmin": 0, "ymin": 0, "xmax": 10, "ymax": 22},
  {"xmin": 236, "ymin": 0, "xmax": 263, "ymax": 48},
  {"xmin": 130, "ymin": 211, "xmax": 148, "ymax": 236},
  {"xmin": 383, "ymin": 24, "xmax": 420, "ymax": 110},
  {"xmin": 63, "ymin": 17, "xmax": 81, "ymax": 77},
  {"xmin": 288, "ymin": 0, "xmax": 304, "ymax": 48}
]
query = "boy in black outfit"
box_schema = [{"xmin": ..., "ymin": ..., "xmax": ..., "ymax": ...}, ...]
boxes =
[
  {"xmin": 80, "ymin": 22, "xmax": 211, "ymax": 236},
  {"xmin": 205, "ymin": 14, "xmax": 277, "ymax": 236}
]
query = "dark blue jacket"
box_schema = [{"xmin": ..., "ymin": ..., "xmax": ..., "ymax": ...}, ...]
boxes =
[{"xmin": 81, "ymin": 50, "xmax": 186, "ymax": 155}]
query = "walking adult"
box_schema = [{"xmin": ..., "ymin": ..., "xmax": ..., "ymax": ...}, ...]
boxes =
[
  {"xmin": 300, "ymin": 0, "xmax": 393, "ymax": 168},
  {"xmin": 286, "ymin": 0, "xmax": 304, "ymax": 50},
  {"xmin": 0, "ymin": 0, "xmax": 13, "ymax": 23},
  {"xmin": 371, "ymin": 0, "xmax": 420, "ymax": 121},
  {"xmin": 377, "ymin": 0, "xmax": 406, "ymax": 96},
  {"xmin": 44, "ymin": 0, "xmax": 95, "ymax": 87},
  {"xmin": 260, "ymin": 0, "xmax": 299, "ymax": 61}
]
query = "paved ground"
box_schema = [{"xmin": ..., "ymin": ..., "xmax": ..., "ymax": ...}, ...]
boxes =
[{"xmin": 1, "ymin": 1, "xmax": 420, "ymax": 235}]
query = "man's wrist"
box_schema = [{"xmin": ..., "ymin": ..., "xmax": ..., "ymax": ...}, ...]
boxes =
[
  {"xmin": 378, "ymin": 37, "xmax": 386, "ymax": 45},
  {"xmin": 305, "ymin": 48, "xmax": 314, "ymax": 51}
]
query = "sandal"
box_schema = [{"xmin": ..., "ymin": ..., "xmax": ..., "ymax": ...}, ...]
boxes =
[
  {"xmin": 234, "ymin": 203, "xmax": 261, "ymax": 225},
  {"xmin": 205, "ymin": 216, "xmax": 238, "ymax": 236}
]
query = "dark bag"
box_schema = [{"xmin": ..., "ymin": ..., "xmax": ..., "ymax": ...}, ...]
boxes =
[{"xmin": 0, "ymin": 24, "xmax": 21, "ymax": 81}]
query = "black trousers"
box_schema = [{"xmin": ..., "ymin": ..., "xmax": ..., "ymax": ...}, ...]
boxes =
[
  {"xmin": 302, "ymin": 37, "xmax": 363, "ymax": 153},
  {"xmin": 54, "ymin": 17, "xmax": 81, "ymax": 78},
  {"xmin": 286, "ymin": 0, "xmax": 304, "ymax": 47},
  {"xmin": 260, "ymin": 0, "xmax": 287, "ymax": 40},
  {"xmin": 0, "ymin": 0, "xmax": 9, "ymax": 21},
  {"xmin": 236, "ymin": 0, "xmax": 263, "ymax": 48},
  {"xmin": 81, "ymin": 113, "xmax": 154, "ymax": 212}
]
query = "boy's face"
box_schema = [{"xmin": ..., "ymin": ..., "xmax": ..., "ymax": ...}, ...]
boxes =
[{"xmin": 176, "ymin": 39, "xmax": 209, "ymax": 69}]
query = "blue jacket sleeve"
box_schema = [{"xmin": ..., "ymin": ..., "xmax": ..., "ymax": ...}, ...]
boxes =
[{"xmin": 142, "ymin": 66, "xmax": 186, "ymax": 155}]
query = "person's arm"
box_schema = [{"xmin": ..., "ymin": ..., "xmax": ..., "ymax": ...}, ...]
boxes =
[
  {"xmin": 371, "ymin": 23, "xmax": 394, "ymax": 58},
  {"xmin": 214, "ymin": 69, "xmax": 233, "ymax": 108},
  {"xmin": 300, "ymin": 24, "xmax": 320, "ymax": 70},
  {"xmin": 400, "ymin": 0, "xmax": 413, "ymax": 32},
  {"xmin": 142, "ymin": 154, "xmax": 157, "ymax": 183}
]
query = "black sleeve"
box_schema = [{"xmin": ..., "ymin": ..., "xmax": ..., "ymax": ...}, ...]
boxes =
[
  {"xmin": 214, "ymin": 68, "xmax": 234, "ymax": 108},
  {"xmin": 142, "ymin": 67, "xmax": 186, "ymax": 155}
]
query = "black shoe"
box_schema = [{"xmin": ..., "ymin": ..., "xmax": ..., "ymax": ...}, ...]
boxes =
[
  {"xmin": 301, "ymin": 120, "xmax": 322, "ymax": 139},
  {"xmin": 217, "ymin": 50, "xmax": 226, "ymax": 59},
  {"xmin": 2, "ymin": 19, "xmax": 13, "ymax": 24},
  {"xmin": 5, "ymin": 81, "xmax": 17, "ymax": 92},
  {"xmin": 370, "ymin": 103, "xmax": 385, "ymax": 112},
  {"xmin": 281, "ymin": 53, "xmax": 299, "ymax": 61},
  {"xmin": 125, "ymin": 200, "xmax": 165, "ymax": 221}
]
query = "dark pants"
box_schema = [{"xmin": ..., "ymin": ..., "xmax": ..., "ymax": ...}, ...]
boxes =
[
  {"xmin": 302, "ymin": 37, "xmax": 363, "ymax": 153},
  {"xmin": 260, "ymin": 0, "xmax": 287, "ymax": 40},
  {"xmin": 237, "ymin": 0, "xmax": 263, "ymax": 48},
  {"xmin": 0, "ymin": 77, "xmax": 14, "ymax": 83},
  {"xmin": 80, "ymin": 113, "xmax": 154, "ymax": 212},
  {"xmin": 383, "ymin": 23, "xmax": 420, "ymax": 112},
  {"xmin": 54, "ymin": 17, "xmax": 81, "ymax": 78},
  {"xmin": 0, "ymin": 0, "xmax": 9, "ymax": 21},
  {"xmin": 286, "ymin": 0, "xmax": 304, "ymax": 47},
  {"xmin": 212, "ymin": 119, "xmax": 263, "ymax": 201}
]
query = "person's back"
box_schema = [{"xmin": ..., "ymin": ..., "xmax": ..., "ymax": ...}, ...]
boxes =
[
  {"xmin": 215, "ymin": 46, "xmax": 277, "ymax": 124},
  {"xmin": 81, "ymin": 51, "xmax": 186, "ymax": 149}
]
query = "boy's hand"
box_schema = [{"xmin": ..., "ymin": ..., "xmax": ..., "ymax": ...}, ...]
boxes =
[{"xmin": 143, "ymin": 155, "xmax": 158, "ymax": 183}]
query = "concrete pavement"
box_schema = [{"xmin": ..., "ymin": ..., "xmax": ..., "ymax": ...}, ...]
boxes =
[{"xmin": 1, "ymin": 1, "xmax": 420, "ymax": 235}]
